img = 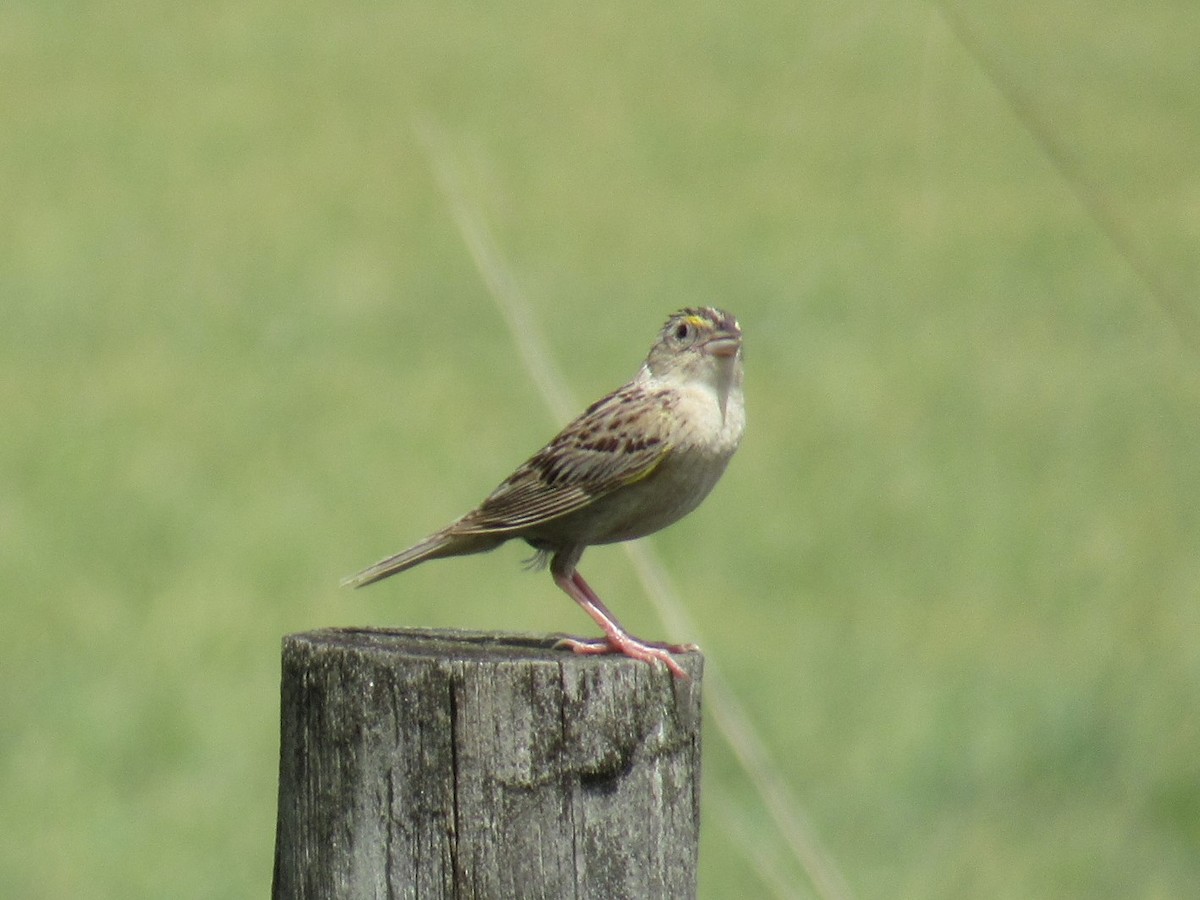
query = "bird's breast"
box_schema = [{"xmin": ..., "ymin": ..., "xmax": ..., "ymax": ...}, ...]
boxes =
[{"xmin": 570, "ymin": 381, "xmax": 743, "ymax": 545}]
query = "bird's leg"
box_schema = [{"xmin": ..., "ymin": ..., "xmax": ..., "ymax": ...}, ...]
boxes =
[
  {"xmin": 552, "ymin": 568, "xmax": 692, "ymax": 679},
  {"xmin": 569, "ymin": 571, "xmax": 699, "ymax": 652}
]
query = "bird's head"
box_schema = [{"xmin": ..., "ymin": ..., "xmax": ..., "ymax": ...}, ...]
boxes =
[{"xmin": 644, "ymin": 307, "xmax": 743, "ymax": 388}]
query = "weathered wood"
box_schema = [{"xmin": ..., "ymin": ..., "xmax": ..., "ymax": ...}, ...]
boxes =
[{"xmin": 272, "ymin": 627, "xmax": 703, "ymax": 900}]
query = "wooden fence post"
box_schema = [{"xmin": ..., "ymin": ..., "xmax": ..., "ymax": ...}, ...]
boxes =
[{"xmin": 272, "ymin": 627, "xmax": 703, "ymax": 899}]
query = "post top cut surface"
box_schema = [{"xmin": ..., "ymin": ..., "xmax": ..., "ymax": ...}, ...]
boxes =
[{"xmin": 284, "ymin": 626, "xmax": 703, "ymax": 678}]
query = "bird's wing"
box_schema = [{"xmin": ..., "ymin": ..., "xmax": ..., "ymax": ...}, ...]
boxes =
[{"xmin": 455, "ymin": 385, "xmax": 671, "ymax": 534}]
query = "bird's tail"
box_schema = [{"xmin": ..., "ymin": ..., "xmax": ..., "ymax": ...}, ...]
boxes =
[{"xmin": 341, "ymin": 527, "xmax": 503, "ymax": 589}]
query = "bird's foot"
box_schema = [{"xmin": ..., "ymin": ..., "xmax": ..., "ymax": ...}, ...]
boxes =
[
  {"xmin": 556, "ymin": 634, "xmax": 695, "ymax": 679},
  {"xmin": 552, "ymin": 568, "xmax": 697, "ymax": 679}
]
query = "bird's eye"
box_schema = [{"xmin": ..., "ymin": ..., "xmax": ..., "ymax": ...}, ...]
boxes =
[{"xmin": 674, "ymin": 322, "xmax": 692, "ymax": 341}]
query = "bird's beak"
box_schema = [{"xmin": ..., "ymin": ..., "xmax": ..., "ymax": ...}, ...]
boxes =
[{"xmin": 703, "ymin": 333, "xmax": 741, "ymax": 358}]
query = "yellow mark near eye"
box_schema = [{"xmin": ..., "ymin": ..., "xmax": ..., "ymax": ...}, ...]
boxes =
[{"xmin": 684, "ymin": 316, "xmax": 708, "ymax": 330}]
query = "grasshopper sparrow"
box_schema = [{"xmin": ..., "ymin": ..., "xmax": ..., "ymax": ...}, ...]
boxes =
[{"xmin": 345, "ymin": 307, "xmax": 745, "ymax": 678}]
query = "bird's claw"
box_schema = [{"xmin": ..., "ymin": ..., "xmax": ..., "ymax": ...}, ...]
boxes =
[{"xmin": 555, "ymin": 635, "xmax": 693, "ymax": 680}]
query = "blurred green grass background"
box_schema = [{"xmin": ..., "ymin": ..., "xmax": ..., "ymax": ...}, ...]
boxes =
[{"xmin": 3, "ymin": 0, "xmax": 1199, "ymax": 896}]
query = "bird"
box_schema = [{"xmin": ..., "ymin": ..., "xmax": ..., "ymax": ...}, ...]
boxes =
[{"xmin": 344, "ymin": 307, "xmax": 745, "ymax": 678}]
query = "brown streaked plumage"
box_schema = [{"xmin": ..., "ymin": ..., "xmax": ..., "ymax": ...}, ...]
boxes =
[{"xmin": 344, "ymin": 307, "xmax": 745, "ymax": 678}]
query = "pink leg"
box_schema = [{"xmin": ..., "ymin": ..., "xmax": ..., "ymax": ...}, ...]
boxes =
[{"xmin": 553, "ymin": 569, "xmax": 695, "ymax": 679}]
